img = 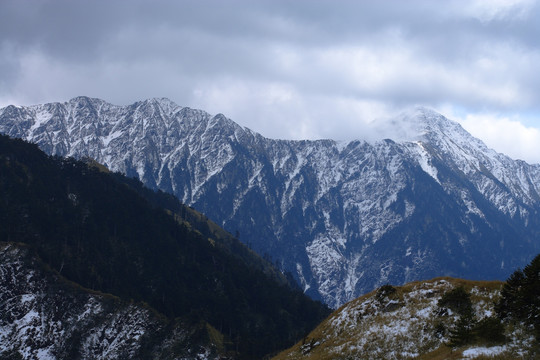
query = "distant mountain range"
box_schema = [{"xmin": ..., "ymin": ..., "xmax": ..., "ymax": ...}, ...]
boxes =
[{"xmin": 1, "ymin": 97, "xmax": 540, "ymax": 308}]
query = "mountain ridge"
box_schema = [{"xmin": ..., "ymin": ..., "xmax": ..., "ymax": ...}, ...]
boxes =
[{"xmin": 1, "ymin": 97, "xmax": 539, "ymax": 307}]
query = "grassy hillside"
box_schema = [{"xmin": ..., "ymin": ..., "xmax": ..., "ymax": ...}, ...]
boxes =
[{"xmin": 273, "ymin": 277, "xmax": 539, "ymax": 360}]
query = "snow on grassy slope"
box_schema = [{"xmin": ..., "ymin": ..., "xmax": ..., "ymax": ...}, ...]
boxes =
[{"xmin": 273, "ymin": 277, "xmax": 537, "ymax": 360}]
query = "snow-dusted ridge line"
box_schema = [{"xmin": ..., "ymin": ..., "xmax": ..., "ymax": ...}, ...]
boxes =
[{"xmin": 1, "ymin": 96, "xmax": 539, "ymax": 308}]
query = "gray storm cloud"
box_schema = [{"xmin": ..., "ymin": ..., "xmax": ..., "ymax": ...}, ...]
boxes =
[{"xmin": 1, "ymin": 0, "xmax": 540, "ymax": 162}]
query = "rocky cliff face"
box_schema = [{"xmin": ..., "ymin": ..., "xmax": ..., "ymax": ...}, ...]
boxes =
[
  {"xmin": 2, "ymin": 97, "xmax": 539, "ymax": 307},
  {"xmin": 0, "ymin": 243, "xmax": 221, "ymax": 360}
]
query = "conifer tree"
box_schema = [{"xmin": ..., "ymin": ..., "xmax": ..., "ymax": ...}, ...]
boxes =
[
  {"xmin": 448, "ymin": 308, "xmax": 476, "ymax": 347},
  {"xmin": 496, "ymin": 253, "xmax": 540, "ymax": 340},
  {"xmin": 438, "ymin": 286, "xmax": 473, "ymax": 316},
  {"xmin": 495, "ymin": 269, "xmax": 526, "ymax": 319}
]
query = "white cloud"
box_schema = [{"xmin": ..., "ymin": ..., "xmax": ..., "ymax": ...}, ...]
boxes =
[
  {"xmin": 1, "ymin": 0, "xmax": 540, "ymax": 163},
  {"xmin": 450, "ymin": 111, "xmax": 540, "ymax": 163},
  {"xmin": 464, "ymin": 0, "xmax": 536, "ymax": 22},
  {"xmin": 189, "ymin": 78, "xmax": 394, "ymax": 141}
]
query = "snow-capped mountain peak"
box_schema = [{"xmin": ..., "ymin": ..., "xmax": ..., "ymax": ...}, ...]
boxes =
[
  {"xmin": 379, "ymin": 106, "xmax": 474, "ymax": 144},
  {"xmin": 1, "ymin": 97, "xmax": 539, "ymax": 307}
]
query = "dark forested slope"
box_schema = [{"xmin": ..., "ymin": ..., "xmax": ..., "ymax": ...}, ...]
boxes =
[{"xmin": 0, "ymin": 135, "xmax": 329, "ymax": 359}]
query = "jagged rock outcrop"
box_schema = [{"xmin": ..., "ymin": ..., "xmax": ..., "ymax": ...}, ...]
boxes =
[{"xmin": 0, "ymin": 242, "xmax": 222, "ymax": 360}]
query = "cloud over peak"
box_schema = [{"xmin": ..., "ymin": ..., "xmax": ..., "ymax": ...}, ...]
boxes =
[{"xmin": 1, "ymin": 0, "xmax": 539, "ymax": 162}]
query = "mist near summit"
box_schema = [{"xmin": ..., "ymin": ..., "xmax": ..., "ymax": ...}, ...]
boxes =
[{"xmin": 1, "ymin": 0, "xmax": 540, "ymax": 162}]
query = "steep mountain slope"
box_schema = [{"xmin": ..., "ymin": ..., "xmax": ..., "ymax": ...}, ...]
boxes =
[
  {"xmin": 0, "ymin": 135, "xmax": 330, "ymax": 359},
  {"xmin": 1, "ymin": 97, "xmax": 540, "ymax": 307},
  {"xmin": 272, "ymin": 278, "xmax": 537, "ymax": 360},
  {"xmin": 0, "ymin": 242, "xmax": 223, "ymax": 360}
]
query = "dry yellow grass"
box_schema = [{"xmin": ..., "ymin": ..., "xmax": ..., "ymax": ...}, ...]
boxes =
[{"xmin": 272, "ymin": 277, "xmax": 537, "ymax": 360}]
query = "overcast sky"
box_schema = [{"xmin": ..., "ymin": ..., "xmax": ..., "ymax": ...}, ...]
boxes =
[{"xmin": 1, "ymin": 0, "xmax": 540, "ymax": 162}]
